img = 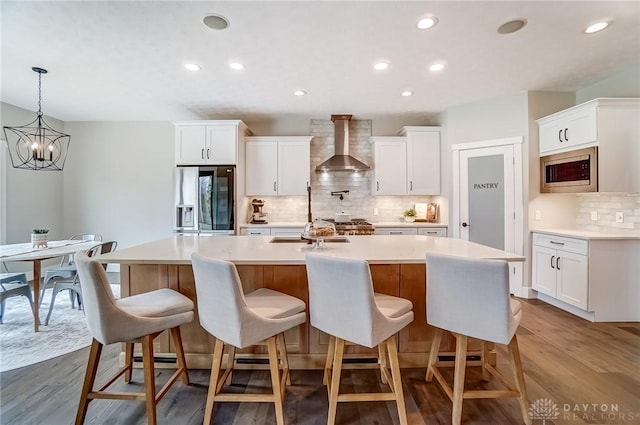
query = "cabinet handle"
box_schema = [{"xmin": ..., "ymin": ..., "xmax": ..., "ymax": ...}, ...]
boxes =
[
  {"xmin": 273, "ymin": 182, "xmax": 277, "ymax": 192},
  {"xmin": 201, "ymin": 148, "xmax": 205, "ymax": 159},
  {"xmin": 558, "ymin": 129, "xmax": 563, "ymax": 143},
  {"xmin": 556, "ymin": 256, "xmax": 561, "ymax": 270},
  {"xmin": 425, "ymin": 231, "xmax": 437, "ymax": 234},
  {"xmin": 410, "ymin": 181, "xmax": 413, "ymax": 191},
  {"xmin": 549, "ymin": 240, "xmax": 565, "ymax": 246},
  {"xmin": 376, "ymin": 181, "xmax": 380, "ymax": 192},
  {"xmin": 250, "ymin": 232, "xmax": 261, "ymax": 235},
  {"xmin": 564, "ymin": 128, "xmax": 568, "ymax": 141},
  {"xmin": 206, "ymin": 148, "xmax": 210, "ymax": 159},
  {"xmin": 551, "ymin": 255, "xmax": 555, "ymax": 269},
  {"xmin": 390, "ymin": 231, "xmax": 402, "ymax": 235}
]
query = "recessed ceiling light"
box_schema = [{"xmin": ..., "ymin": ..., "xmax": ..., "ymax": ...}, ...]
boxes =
[
  {"xmin": 229, "ymin": 62, "xmax": 244, "ymax": 70},
  {"xmin": 294, "ymin": 90, "xmax": 306, "ymax": 96},
  {"xmin": 203, "ymin": 14, "xmax": 229, "ymax": 30},
  {"xmin": 401, "ymin": 90, "xmax": 413, "ymax": 97},
  {"xmin": 498, "ymin": 18, "xmax": 527, "ymax": 34},
  {"xmin": 417, "ymin": 16, "xmax": 438, "ymax": 30},
  {"xmin": 184, "ymin": 63, "xmax": 200, "ymax": 71},
  {"xmin": 429, "ymin": 63, "xmax": 445, "ymax": 72},
  {"xmin": 374, "ymin": 61, "xmax": 389, "ymax": 70},
  {"xmin": 585, "ymin": 21, "xmax": 610, "ymax": 34}
]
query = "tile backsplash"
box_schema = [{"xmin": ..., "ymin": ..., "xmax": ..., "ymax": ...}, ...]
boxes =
[
  {"xmin": 575, "ymin": 193, "xmax": 640, "ymax": 232},
  {"xmin": 247, "ymin": 119, "xmax": 436, "ymax": 223}
]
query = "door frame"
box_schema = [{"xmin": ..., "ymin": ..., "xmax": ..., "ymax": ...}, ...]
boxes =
[{"xmin": 452, "ymin": 136, "xmax": 526, "ymax": 296}]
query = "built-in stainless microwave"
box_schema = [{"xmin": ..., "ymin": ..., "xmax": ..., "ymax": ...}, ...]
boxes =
[{"xmin": 540, "ymin": 147, "xmax": 597, "ymax": 193}]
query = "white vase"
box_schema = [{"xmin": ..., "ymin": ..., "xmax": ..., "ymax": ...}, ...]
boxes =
[
  {"xmin": 31, "ymin": 233, "xmax": 49, "ymax": 248},
  {"xmin": 404, "ymin": 216, "xmax": 415, "ymax": 223}
]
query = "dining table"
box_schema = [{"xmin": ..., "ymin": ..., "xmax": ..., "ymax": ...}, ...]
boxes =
[{"xmin": 0, "ymin": 240, "xmax": 100, "ymax": 331}]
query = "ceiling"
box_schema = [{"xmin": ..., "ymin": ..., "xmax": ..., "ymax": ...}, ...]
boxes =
[{"xmin": 1, "ymin": 1, "xmax": 639, "ymax": 123}]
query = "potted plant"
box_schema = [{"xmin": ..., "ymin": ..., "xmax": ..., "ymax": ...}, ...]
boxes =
[
  {"xmin": 403, "ymin": 208, "xmax": 417, "ymax": 223},
  {"xmin": 31, "ymin": 228, "xmax": 49, "ymax": 248}
]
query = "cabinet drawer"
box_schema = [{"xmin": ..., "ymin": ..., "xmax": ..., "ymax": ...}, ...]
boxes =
[
  {"xmin": 271, "ymin": 228, "xmax": 304, "ymax": 237},
  {"xmin": 240, "ymin": 228, "xmax": 271, "ymax": 236},
  {"xmin": 417, "ymin": 227, "xmax": 447, "ymax": 237},
  {"xmin": 375, "ymin": 228, "xmax": 418, "ymax": 236},
  {"xmin": 533, "ymin": 233, "xmax": 588, "ymax": 255}
]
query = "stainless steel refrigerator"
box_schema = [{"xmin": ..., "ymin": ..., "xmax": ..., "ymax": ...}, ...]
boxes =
[{"xmin": 174, "ymin": 166, "xmax": 235, "ymax": 234}]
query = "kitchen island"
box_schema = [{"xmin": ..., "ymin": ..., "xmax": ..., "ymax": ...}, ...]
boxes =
[{"xmin": 100, "ymin": 234, "xmax": 524, "ymax": 369}]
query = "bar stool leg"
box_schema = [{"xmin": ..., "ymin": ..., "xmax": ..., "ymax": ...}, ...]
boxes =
[
  {"xmin": 141, "ymin": 335, "xmax": 157, "ymax": 425},
  {"xmin": 204, "ymin": 338, "xmax": 224, "ymax": 425},
  {"xmin": 267, "ymin": 336, "xmax": 285, "ymax": 425},
  {"xmin": 452, "ymin": 334, "xmax": 468, "ymax": 425},
  {"xmin": 387, "ymin": 334, "xmax": 408, "ymax": 425},
  {"xmin": 327, "ymin": 337, "xmax": 345, "ymax": 425},
  {"xmin": 75, "ymin": 339, "xmax": 102, "ymax": 425},
  {"xmin": 171, "ymin": 327, "xmax": 190, "ymax": 385},
  {"xmin": 509, "ymin": 337, "xmax": 532, "ymax": 425},
  {"xmin": 378, "ymin": 343, "xmax": 388, "ymax": 384},
  {"xmin": 481, "ymin": 341, "xmax": 490, "ymax": 382},
  {"xmin": 225, "ymin": 345, "xmax": 236, "ymax": 385},
  {"xmin": 277, "ymin": 333, "xmax": 291, "ymax": 386},
  {"xmin": 425, "ymin": 328, "xmax": 442, "ymax": 382},
  {"xmin": 323, "ymin": 335, "xmax": 336, "ymax": 387},
  {"xmin": 124, "ymin": 342, "xmax": 134, "ymax": 383}
]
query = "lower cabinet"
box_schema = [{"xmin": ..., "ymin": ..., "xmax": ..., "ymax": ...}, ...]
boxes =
[
  {"xmin": 531, "ymin": 232, "xmax": 640, "ymax": 322},
  {"xmin": 376, "ymin": 227, "xmax": 447, "ymax": 236},
  {"xmin": 417, "ymin": 227, "xmax": 447, "ymax": 237},
  {"xmin": 240, "ymin": 228, "xmax": 271, "ymax": 236}
]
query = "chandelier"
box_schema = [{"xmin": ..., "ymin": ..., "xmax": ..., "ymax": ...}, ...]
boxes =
[{"xmin": 3, "ymin": 67, "xmax": 70, "ymax": 170}]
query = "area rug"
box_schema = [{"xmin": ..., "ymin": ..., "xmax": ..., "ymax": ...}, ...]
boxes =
[{"xmin": 0, "ymin": 284, "xmax": 120, "ymax": 373}]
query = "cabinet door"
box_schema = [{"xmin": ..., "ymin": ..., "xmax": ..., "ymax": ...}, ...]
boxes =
[
  {"xmin": 373, "ymin": 142, "xmax": 407, "ymax": 195},
  {"xmin": 176, "ymin": 125, "xmax": 206, "ymax": 165},
  {"xmin": 532, "ymin": 245, "xmax": 557, "ymax": 296},
  {"xmin": 207, "ymin": 125, "xmax": 237, "ymax": 165},
  {"xmin": 557, "ymin": 251, "xmax": 589, "ymax": 309},
  {"xmin": 407, "ymin": 131, "xmax": 440, "ymax": 195},
  {"xmin": 245, "ymin": 142, "xmax": 278, "ymax": 196},
  {"xmin": 539, "ymin": 105, "xmax": 597, "ymax": 154},
  {"xmin": 277, "ymin": 141, "xmax": 310, "ymax": 195}
]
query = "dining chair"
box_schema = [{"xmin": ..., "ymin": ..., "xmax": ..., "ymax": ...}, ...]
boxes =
[
  {"xmin": 44, "ymin": 241, "xmax": 116, "ymax": 326},
  {"xmin": 0, "ymin": 272, "xmax": 33, "ymax": 324},
  {"xmin": 191, "ymin": 253, "xmax": 307, "ymax": 425},
  {"xmin": 425, "ymin": 253, "xmax": 530, "ymax": 425},
  {"xmin": 40, "ymin": 233, "xmax": 102, "ymax": 304},
  {"xmin": 304, "ymin": 253, "xmax": 414, "ymax": 425},
  {"xmin": 74, "ymin": 251, "xmax": 193, "ymax": 425}
]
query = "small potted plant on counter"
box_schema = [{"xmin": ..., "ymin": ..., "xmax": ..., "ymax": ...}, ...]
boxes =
[
  {"xmin": 31, "ymin": 228, "xmax": 49, "ymax": 248},
  {"xmin": 403, "ymin": 208, "xmax": 417, "ymax": 223}
]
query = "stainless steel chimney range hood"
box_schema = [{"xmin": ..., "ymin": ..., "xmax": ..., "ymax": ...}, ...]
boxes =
[{"xmin": 315, "ymin": 114, "xmax": 371, "ymax": 172}]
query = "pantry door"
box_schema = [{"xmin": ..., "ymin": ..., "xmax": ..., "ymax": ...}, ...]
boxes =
[{"xmin": 453, "ymin": 137, "xmax": 524, "ymax": 294}]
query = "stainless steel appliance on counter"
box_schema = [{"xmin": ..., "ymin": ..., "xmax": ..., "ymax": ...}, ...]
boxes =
[
  {"xmin": 540, "ymin": 147, "xmax": 597, "ymax": 193},
  {"xmin": 174, "ymin": 166, "xmax": 235, "ymax": 234}
]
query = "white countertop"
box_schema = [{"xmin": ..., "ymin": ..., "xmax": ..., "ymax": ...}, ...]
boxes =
[
  {"xmin": 531, "ymin": 228, "xmax": 640, "ymax": 240},
  {"xmin": 99, "ymin": 234, "xmax": 524, "ymax": 266}
]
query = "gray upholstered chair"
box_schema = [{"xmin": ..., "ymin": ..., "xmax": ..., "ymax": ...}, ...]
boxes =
[
  {"xmin": 304, "ymin": 254, "xmax": 414, "ymax": 425},
  {"xmin": 425, "ymin": 253, "xmax": 530, "ymax": 425},
  {"xmin": 0, "ymin": 272, "xmax": 33, "ymax": 324},
  {"xmin": 40, "ymin": 233, "xmax": 102, "ymax": 304},
  {"xmin": 74, "ymin": 251, "xmax": 194, "ymax": 425},
  {"xmin": 191, "ymin": 253, "xmax": 306, "ymax": 425}
]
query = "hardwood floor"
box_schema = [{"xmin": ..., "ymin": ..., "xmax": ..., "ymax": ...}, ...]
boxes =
[{"xmin": 1, "ymin": 298, "xmax": 638, "ymax": 425}]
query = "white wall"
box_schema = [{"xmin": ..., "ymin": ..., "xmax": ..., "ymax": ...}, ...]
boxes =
[
  {"xmin": 62, "ymin": 121, "xmax": 175, "ymax": 248},
  {"xmin": 576, "ymin": 61, "xmax": 640, "ymax": 103}
]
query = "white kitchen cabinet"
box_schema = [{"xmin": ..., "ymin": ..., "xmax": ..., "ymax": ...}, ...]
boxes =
[
  {"xmin": 370, "ymin": 126, "xmax": 440, "ymax": 196},
  {"xmin": 240, "ymin": 228, "xmax": 271, "ymax": 236},
  {"xmin": 399, "ymin": 127, "xmax": 440, "ymax": 195},
  {"xmin": 417, "ymin": 227, "xmax": 447, "ymax": 237},
  {"xmin": 271, "ymin": 227, "xmax": 304, "ymax": 237},
  {"xmin": 537, "ymin": 98, "xmax": 639, "ymax": 192},
  {"xmin": 375, "ymin": 227, "xmax": 418, "ymax": 235},
  {"xmin": 245, "ymin": 137, "xmax": 312, "ymax": 196},
  {"xmin": 175, "ymin": 121, "xmax": 250, "ymax": 165},
  {"xmin": 531, "ymin": 231, "xmax": 640, "ymax": 322}
]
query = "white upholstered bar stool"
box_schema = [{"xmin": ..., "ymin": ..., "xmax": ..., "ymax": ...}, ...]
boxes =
[
  {"xmin": 304, "ymin": 254, "xmax": 414, "ymax": 425},
  {"xmin": 425, "ymin": 253, "xmax": 530, "ymax": 425},
  {"xmin": 74, "ymin": 252, "xmax": 194, "ymax": 425},
  {"xmin": 191, "ymin": 253, "xmax": 307, "ymax": 425}
]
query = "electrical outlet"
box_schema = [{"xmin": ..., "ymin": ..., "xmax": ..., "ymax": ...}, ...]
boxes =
[
  {"xmin": 591, "ymin": 211, "xmax": 598, "ymax": 221},
  {"xmin": 616, "ymin": 211, "xmax": 624, "ymax": 223},
  {"xmin": 373, "ymin": 208, "xmax": 379, "ymax": 216},
  {"xmin": 535, "ymin": 210, "xmax": 541, "ymax": 220}
]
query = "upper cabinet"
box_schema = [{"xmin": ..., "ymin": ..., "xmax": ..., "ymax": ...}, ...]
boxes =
[
  {"xmin": 537, "ymin": 98, "xmax": 639, "ymax": 192},
  {"xmin": 245, "ymin": 136, "xmax": 312, "ymax": 196},
  {"xmin": 175, "ymin": 121, "xmax": 251, "ymax": 166},
  {"xmin": 370, "ymin": 126, "xmax": 440, "ymax": 196}
]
